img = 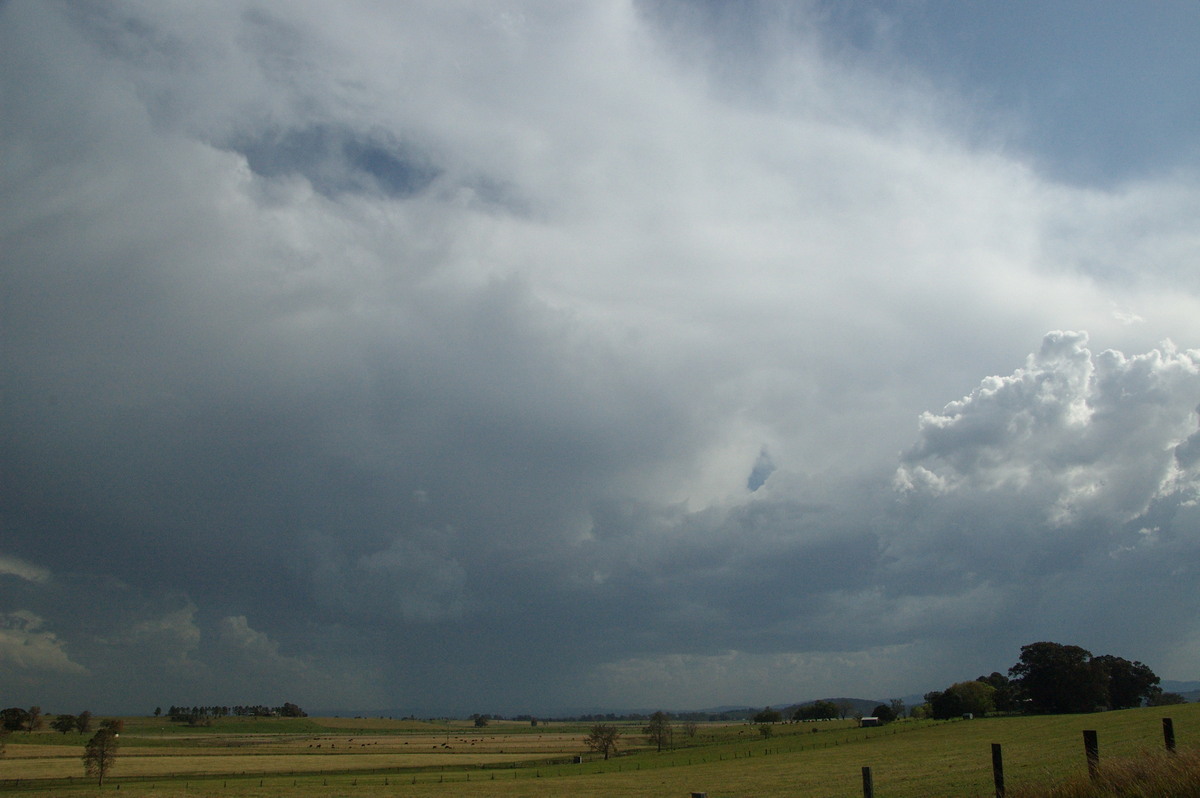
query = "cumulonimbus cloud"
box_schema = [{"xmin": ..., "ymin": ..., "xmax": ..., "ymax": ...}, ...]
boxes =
[
  {"xmin": 2, "ymin": 1, "xmax": 1200, "ymax": 713},
  {"xmin": 897, "ymin": 331, "xmax": 1200, "ymax": 527}
]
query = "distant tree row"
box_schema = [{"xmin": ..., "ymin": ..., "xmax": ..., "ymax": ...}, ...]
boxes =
[
  {"xmin": 791, "ymin": 700, "xmax": 844, "ymax": 721},
  {"xmin": 919, "ymin": 642, "xmax": 1176, "ymax": 719},
  {"xmin": 572, "ymin": 712, "xmax": 663, "ymax": 722},
  {"xmin": 164, "ymin": 702, "xmax": 306, "ymax": 725},
  {"xmin": 2, "ymin": 706, "xmax": 100, "ymax": 735}
]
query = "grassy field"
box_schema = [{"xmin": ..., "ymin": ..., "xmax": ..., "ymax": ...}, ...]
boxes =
[{"xmin": 1, "ymin": 704, "xmax": 1197, "ymax": 796}]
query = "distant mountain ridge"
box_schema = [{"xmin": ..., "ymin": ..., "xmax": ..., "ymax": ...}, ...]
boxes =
[
  {"xmin": 1162, "ymin": 680, "xmax": 1200, "ymax": 702},
  {"xmin": 323, "ymin": 681, "xmax": 1198, "ymax": 721},
  {"xmin": 327, "ymin": 697, "xmax": 892, "ymax": 722}
]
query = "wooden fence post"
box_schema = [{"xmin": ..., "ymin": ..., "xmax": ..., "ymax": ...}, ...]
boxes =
[
  {"xmin": 1083, "ymin": 730, "xmax": 1099, "ymax": 780},
  {"xmin": 1163, "ymin": 718, "xmax": 1176, "ymax": 752},
  {"xmin": 862, "ymin": 765, "xmax": 874, "ymax": 798},
  {"xmin": 992, "ymin": 743, "xmax": 1005, "ymax": 798}
]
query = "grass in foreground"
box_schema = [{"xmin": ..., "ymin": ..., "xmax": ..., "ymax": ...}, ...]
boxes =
[
  {"xmin": 1009, "ymin": 746, "xmax": 1200, "ymax": 798},
  {"xmin": 1, "ymin": 704, "xmax": 1197, "ymax": 796}
]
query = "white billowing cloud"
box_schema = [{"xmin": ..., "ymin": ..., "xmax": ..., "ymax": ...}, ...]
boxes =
[
  {"xmin": 897, "ymin": 331, "xmax": 1200, "ymax": 528},
  {"xmin": 0, "ymin": 554, "xmax": 50, "ymax": 583},
  {"xmin": 0, "ymin": 610, "xmax": 87, "ymax": 674}
]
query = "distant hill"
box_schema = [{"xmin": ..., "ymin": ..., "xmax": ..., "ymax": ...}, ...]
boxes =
[
  {"xmin": 685, "ymin": 698, "xmax": 887, "ymax": 722},
  {"xmin": 783, "ymin": 697, "xmax": 883, "ymax": 717},
  {"xmin": 1161, "ymin": 680, "xmax": 1200, "ymax": 703}
]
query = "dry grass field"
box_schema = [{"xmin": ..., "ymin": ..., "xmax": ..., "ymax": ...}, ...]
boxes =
[
  {"xmin": 1, "ymin": 704, "xmax": 1198, "ymax": 796},
  {"xmin": 0, "ymin": 718, "xmax": 596, "ymax": 781}
]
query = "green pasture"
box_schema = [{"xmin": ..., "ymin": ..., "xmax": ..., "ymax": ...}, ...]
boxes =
[{"xmin": 2, "ymin": 704, "xmax": 1197, "ymax": 797}]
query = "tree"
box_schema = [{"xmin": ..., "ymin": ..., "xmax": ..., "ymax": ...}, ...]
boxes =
[
  {"xmin": 682, "ymin": 719, "xmax": 699, "ymax": 738},
  {"xmin": 793, "ymin": 700, "xmax": 839, "ymax": 721},
  {"xmin": 0, "ymin": 708, "xmax": 30, "ymax": 732},
  {"xmin": 1094, "ymin": 655, "xmax": 1161, "ymax": 709},
  {"xmin": 870, "ymin": 704, "xmax": 895, "ymax": 723},
  {"xmin": 51, "ymin": 715, "xmax": 78, "ymax": 735},
  {"xmin": 1148, "ymin": 692, "xmax": 1187, "ymax": 707},
  {"xmin": 752, "ymin": 707, "xmax": 782, "ymax": 724},
  {"xmin": 950, "ymin": 681, "xmax": 996, "ymax": 717},
  {"xmin": 888, "ymin": 699, "xmax": 907, "ymax": 720},
  {"xmin": 75, "ymin": 711, "xmax": 93, "ymax": 734},
  {"xmin": 926, "ymin": 681, "xmax": 996, "ymax": 719},
  {"xmin": 643, "ymin": 710, "xmax": 674, "ymax": 752},
  {"xmin": 758, "ymin": 723, "xmax": 773, "ymax": 738},
  {"xmin": 1009, "ymin": 642, "xmax": 1107, "ymax": 714},
  {"xmin": 83, "ymin": 728, "xmax": 119, "ymax": 786},
  {"xmin": 278, "ymin": 702, "xmax": 307, "ymax": 718},
  {"xmin": 583, "ymin": 723, "xmax": 621, "ymax": 760},
  {"xmin": 977, "ymin": 672, "xmax": 1018, "ymax": 712},
  {"xmin": 26, "ymin": 706, "xmax": 43, "ymax": 733},
  {"xmin": 154, "ymin": 707, "xmax": 162, "ymax": 717}
]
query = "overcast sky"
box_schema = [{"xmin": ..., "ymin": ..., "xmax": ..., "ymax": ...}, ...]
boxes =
[{"xmin": 3, "ymin": 0, "xmax": 1200, "ymax": 717}]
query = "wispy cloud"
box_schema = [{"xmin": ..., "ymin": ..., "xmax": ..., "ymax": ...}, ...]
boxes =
[{"xmin": 0, "ymin": 555, "xmax": 50, "ymax": 583}]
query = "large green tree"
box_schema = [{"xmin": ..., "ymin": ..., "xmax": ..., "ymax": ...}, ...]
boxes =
[
  {"xmin": 925, "ymin": 681, "xmax": 996, "ymax": 719},
  {"xmin": 1009, "ymin": 642, "xmax": 1108, "ymax": 713},
  {"xmin": 976, "ymin": 672, "xmax": 1018, "ymax": 712},
  {"xmin": 0, "ymin": 708, "xmax": 30, "ymax": 732},
  {"xmin": 1094, "ymin": 655, "xmax": 1161, "ymax": 709}
]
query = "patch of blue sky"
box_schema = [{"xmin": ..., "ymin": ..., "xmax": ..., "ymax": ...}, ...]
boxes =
[
  {"xmin": 232, "ymin": 123, "xmax": 438, "ymax": 198},
  {"xmin": 816, "ymin": 0, "xmax": 1200, "ymax": 186}
]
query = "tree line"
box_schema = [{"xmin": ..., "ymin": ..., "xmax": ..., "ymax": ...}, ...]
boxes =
[
  {"xmin": 162, "ymin": 702, "xmax": 307, "ymax": 725},
  {"xmin": 918, "ymin": 641, "xmax": 1186, "ymax": 720},
  {"xmin": 2, "ymin": 706, "xmax": 99, "ymax": 736},
  {"xmin": 583, "ymin": 640, "xmax": 1186, "ymax": 753}
]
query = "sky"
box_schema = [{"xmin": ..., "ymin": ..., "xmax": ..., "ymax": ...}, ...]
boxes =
[{"xmin": 3, "ymin": 0, "xmax": 1200, "ymax": 717}]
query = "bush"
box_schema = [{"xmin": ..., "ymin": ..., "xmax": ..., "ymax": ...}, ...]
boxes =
[{"xmin": 1148, "ymin": 691, "xmax": 1188, "ymax": 707}]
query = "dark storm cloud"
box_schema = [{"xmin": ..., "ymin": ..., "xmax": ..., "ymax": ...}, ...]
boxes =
[{"xmin": 3, "ymin": 1, "xmax": 1200, "ymax": 714}]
